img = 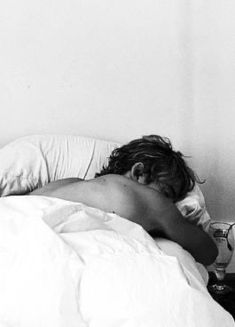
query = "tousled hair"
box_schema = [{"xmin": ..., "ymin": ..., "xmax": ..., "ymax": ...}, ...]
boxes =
[{"xmin": 95, "ymin": 135, "xmax": 202, "ymax": 202}]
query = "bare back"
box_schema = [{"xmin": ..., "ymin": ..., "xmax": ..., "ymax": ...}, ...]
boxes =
[{"xmin": 30, "ymin": 175, "xmax": 175, "ymax": 232}]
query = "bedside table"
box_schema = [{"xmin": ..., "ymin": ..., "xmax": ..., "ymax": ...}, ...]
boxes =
[{"xmin": 208, "ymin": 272, "xmax": 235, "ymax": 319}]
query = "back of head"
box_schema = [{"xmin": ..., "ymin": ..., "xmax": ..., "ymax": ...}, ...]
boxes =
[{"xmin": 96, "ymin": 135, "xmax": 200, "ymax": 202}]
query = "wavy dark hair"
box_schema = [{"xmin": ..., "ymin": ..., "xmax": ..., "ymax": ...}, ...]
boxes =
[{"xmin": 95, "ymin": 135, "xmax": 202, "ymax": 202}]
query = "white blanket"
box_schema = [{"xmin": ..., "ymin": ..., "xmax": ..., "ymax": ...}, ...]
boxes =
[{"xmin": 0, "ymin": 196, "xmax": 234, "ymax": 327}]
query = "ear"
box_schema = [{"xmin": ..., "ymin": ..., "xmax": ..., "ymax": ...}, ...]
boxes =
[{"xmin": 130, "ymin": 162, "xmax": 145, "ymax": 182}]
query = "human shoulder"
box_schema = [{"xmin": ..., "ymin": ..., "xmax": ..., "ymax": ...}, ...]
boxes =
[
  {"xmin": 91, "ymin": 174, "xmax": 132, "ymax": 189},
  {"xmin": 90, "ymin": 174, "xmax": 143, "ymax": 215}
]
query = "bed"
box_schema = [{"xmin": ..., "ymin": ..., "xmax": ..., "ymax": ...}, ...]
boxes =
[{"xmin": 0, "ymin": 134, "xmax": 234, "ymax": 327}]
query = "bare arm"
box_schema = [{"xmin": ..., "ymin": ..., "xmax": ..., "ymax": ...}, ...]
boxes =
[
  {"xmin": 149, "ymin": 206, "xmax": 218, "ymax": 266},
  {"xmin": 118, "ymin": 184, "xmax": 218, "ymax": 266}
]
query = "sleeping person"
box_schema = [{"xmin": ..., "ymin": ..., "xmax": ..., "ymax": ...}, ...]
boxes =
[{"xmin": 30, "ymin": 135, "xmax": 218, "ymax": 266}]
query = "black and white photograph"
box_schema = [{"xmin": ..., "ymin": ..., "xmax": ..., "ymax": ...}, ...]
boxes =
[{"xmin": 0, "ymin": 1, "xmax": 235, "ymax": 326}]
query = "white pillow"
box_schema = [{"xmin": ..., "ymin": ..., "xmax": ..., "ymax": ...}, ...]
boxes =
[
  {"xmin": 0, "ymin": 134, "xmax": 120, "ymax": 196},
  {"xmin": 176, "ymin": 184, "xmax": 211, "ymax": 232}
]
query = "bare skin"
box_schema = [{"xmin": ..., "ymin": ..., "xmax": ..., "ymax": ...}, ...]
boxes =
[{"xmin": 30, "ymin": 174, "xmax": 218, "ymax": 265}]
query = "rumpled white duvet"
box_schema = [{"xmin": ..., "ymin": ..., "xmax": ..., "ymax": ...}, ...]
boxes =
[{"xmin": 0, "ymin": 196, "xmax": 234, "ymax": 327}]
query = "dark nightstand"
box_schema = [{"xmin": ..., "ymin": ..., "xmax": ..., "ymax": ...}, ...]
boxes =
[{"xmin": 208, "ymin": 272, "xmax": 235, "ymax": 320}]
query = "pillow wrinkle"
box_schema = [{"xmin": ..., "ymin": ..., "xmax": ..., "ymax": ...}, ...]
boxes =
[
  {"xmin": 0, "ymin": 137, "xmax": 49, "ymax": 195},
  {"xmin": 37, "ymin": 145, "xmax": 52, "ymax": 183},
  {"xmin": 83, "ymin": 140, "xmax": 96, "ymax": 180},
  {"xmin": 0, "ymin": 135, "xmax": 119, "ymax": 196},
  {"xmin": 176, "ymin": 184, "xmax": 211, "ymax": 232}
]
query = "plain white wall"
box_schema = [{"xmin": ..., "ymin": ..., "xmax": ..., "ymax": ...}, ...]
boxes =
[
  {"xmin": 1, "ymin": 0, "xmax": 235, "ymax": 269},
  {"xmin": 0, "ymin": 0, "xmax": 193, "ymax": 146},
  {"xmin": 188, "ymin": 1, "xmax": 235, "ymax": 226}
]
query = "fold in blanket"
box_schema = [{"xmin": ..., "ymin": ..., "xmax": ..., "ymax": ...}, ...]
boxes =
[{"xmin": 0, "ymin": 196, "xmax": 233, "ymax": 327}]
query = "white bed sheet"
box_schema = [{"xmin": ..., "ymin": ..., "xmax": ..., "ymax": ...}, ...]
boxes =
[{"xmin": 0, "ymin": 196, "xmax": 234, "ymax": 327}]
